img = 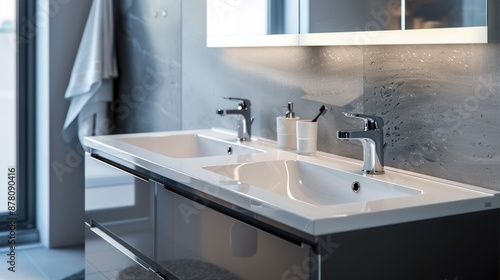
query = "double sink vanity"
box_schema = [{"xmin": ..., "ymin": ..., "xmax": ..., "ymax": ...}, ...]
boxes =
[
  {"xmin": 81, "ymin": 1, "xmax": 500, "ymax": 279},
  {"xmin": 84, "ymin": 128, "xmax": 500, "ymax": 279}
]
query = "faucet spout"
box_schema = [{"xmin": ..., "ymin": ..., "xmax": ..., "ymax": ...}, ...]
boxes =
[
  {"xmin": 217, "ymin": 109, "xmax": 243, "ymax": 116},
  {"xmin": 337, "ymin": 113, "xmax": 385, "ymax": 175},
  {"xmin": 216, "ymin": 97, "xmax": 253, "ymax": 141}
]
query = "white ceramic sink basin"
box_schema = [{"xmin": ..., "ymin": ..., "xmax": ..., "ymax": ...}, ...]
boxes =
[
  {"xmin": 118, "ymin": 133, "xmax": 263, "ymax": 158},
  {"xmin": 203, "ymin": 160, "xmax": 422, "ymax": 206},
  {"xmin": 85, "ymin": 128, "xmax": 500, "ymax": 235}
]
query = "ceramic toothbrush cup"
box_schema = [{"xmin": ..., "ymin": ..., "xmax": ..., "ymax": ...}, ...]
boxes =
[{"xmin": 296, "ymin": 120, "xmax": 318, "ymax": 155}]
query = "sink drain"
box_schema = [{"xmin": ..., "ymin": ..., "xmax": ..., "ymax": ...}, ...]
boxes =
[
  {"xmin": 351, "ymin": 181, "xmax": 361, "ymax": 193},
  {"xmin": 227, "ymin": 146, "xmax": 233, "ymax": 155}
]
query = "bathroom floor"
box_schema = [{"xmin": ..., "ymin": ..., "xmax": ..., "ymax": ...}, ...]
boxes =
[{"xmin": 0, "ymin": 244, "xmax": 84, "ymax": 280}]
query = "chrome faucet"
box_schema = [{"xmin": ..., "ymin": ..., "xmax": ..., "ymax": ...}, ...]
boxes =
[
  {"xmin": 337, "ymin": 112, "xmax": 385, "ymax": 175},
  {"xmin": 216, "ymin": 97, "xmax": 254, "ymax": 141}
]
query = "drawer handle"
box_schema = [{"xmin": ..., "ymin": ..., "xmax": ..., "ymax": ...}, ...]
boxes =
[
  {"xmin": 88, "ymin": 223, "xmax": 180, "ymax": 280},
  {"xmin": 90, "ymin": 153, "xmax": 150, "ymax": 182},
  {"xmin": 89, "ymin": 225, "xmax": 152, "ymax": 271}
]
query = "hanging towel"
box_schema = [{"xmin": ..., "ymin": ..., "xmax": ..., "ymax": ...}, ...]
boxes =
[{"xmin": 62, "ymin": 0, "xmax": 118, "ymax": 147}]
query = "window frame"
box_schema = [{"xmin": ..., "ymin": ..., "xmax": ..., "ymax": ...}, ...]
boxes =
[{"xmin": 0, "ymin": 0, "xmax": 38, "ymax": 246}]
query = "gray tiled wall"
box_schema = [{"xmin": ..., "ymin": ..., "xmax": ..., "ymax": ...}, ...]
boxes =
[
  {"xmin": 364, "ymin": 45, "xmax": 500, "ymax": 189},
  {"xmin": 113, "ymin": 0, "xmax": 182, "ymax": 133},
  {"xmin": 115, "ymin": 0, "xmax": 500, "ymax": 190}
]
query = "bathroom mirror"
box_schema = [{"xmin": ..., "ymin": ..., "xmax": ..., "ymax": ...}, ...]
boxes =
[
  {"xmin": 405, "ymin": 0, "xmax": 487, "ymax": 30},
  {"xmin": 300, "ymin": 0, "xmax": 401, "ymax": 34},
  {"xmin": 207, "ymin": 0, "xmax": 299, "ymax": 47},
  {"xmin": 299, "ymin": 0, "xmax": 494, "ymax": 45},
  {"xmin": 207, "ymin": 0, "xmax": 498, "ymax": 47}
]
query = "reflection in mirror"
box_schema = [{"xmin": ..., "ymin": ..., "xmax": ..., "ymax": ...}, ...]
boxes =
[
  {"xmin": 207, "ymin": 0, "xmax": 299, "ymax": 36},
  {"xmin": 269, "ymin": 0, "xmax": 299, "ymax": 34},
  {"xmin": 405, "ymin": 0, "xmax": 487, "ymax": 29},
  {"xmin": 301, "ymin": 0, "xmax": 401, "ymax": 33}
]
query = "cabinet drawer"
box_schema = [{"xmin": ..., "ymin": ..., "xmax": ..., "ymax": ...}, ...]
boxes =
[
  {"xmin": 157, "ymin": 186, "xmax": 315, "ymax": 280},
  {"xmin": 85, "ymin": 225, "xmax": 157, "ymax": 280},
  {"xmin": 85, "ymin": 153, "xmax": 156, "ymax": 261}
]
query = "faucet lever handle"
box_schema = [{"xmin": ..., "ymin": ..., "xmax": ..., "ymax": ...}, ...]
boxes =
[
  {"xmin": 223, "ymin": 97, "xmax": 252, "ymax": 109},
  {"xmin": 342, "ymin": 112, "xmax": 384, "ymax": 130}
]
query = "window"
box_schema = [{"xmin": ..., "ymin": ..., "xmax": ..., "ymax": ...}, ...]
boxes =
[
  {"xmin": 0, "ymin": 0, "xmax": 37, "ymax": 245},
  {"xmin": 0, "ymin": 0, "xmax": 17, "ymax": 215}
]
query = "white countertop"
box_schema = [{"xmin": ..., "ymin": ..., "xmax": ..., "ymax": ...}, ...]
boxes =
[{"xmin": 84, "ymin": 128, "xmax": 500, "ymax": 236}]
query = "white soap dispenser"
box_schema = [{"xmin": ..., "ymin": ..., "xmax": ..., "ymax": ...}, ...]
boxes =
[{"xmin": 276, "ymin": 102, "xmax": 300, "ymax": 150}]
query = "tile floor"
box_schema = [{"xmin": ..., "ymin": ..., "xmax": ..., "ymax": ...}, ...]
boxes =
[{"xmin": 0, "ymin": 243, "xmax": 84, "ymax": 280}]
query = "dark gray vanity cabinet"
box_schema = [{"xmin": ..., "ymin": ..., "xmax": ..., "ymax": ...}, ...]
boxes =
[{"xmin": 316, "ymin": 209, "xmax": 500, "ymax": 279}]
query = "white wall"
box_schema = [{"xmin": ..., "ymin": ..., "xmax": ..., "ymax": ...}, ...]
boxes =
[{"xmin": 36, "ymin": 0, "xmax": 92, "ymax": 248}]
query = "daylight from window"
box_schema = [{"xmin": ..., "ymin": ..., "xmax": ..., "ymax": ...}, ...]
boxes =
[{"xmin": 0, "ymin": 0, "xmax": 16, "ymax": 213}]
